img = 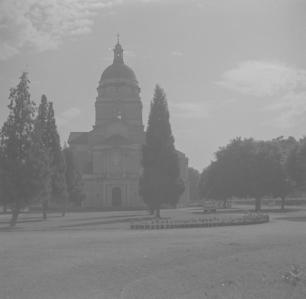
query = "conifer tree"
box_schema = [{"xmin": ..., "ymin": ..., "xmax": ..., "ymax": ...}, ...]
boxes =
[
  {"xmin": 45, "ymin": 102, "xmax": 68, "ymax": 216},
  {"xmin": 27, "ymin": 121, "xmax": 51, "ymax": 217},
  {"xmin": 140, "ymin": 85, "xmax": 184, "ymax": 218},
  {"xmin": 34, "ymin": 95, "xmax": 52, "ymax": 219},
  {"xmin": 0, "ymin": 72, "xmax": 49, "ymax": 226}
]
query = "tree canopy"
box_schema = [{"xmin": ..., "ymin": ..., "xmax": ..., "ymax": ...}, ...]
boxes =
[{"xmin": 199, "ymin": 138, "xmax": 286, "ymax": 211}]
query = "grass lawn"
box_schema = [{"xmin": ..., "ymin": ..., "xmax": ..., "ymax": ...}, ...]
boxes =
[{"xmin": 0, "ymin": 206, "xmax": 306, "ymax": 299}]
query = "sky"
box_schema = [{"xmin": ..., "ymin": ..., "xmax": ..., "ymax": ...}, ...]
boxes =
[{"xmin": 0, "ymin": 0, "xmax": 305, "ymax": 170}]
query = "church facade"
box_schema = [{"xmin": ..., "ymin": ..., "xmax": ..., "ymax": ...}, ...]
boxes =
[{"xmin": 68, "ymin": 40, "xmax": 189, "ymax": 209}]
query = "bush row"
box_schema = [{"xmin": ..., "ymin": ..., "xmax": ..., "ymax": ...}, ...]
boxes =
[{"xmin": 130, "ymin": 213, "xmax": 269, "ymax": 230}]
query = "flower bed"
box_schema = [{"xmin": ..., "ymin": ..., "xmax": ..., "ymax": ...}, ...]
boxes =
[{"xmin": 130, "ymin": 213, "xmax": 269, "ymax": 230}]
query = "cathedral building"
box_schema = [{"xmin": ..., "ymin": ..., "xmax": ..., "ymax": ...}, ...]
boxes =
[{"xmin": 68, "ymin": 39, "xmax": 189, "ymax": 208}]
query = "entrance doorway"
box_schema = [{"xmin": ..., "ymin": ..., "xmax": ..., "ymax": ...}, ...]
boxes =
[{"xmin": 112, "ymin": 187, "xmax": 122, "ymax": 207}]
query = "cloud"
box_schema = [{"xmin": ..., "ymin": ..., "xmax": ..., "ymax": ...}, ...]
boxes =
[
  {"xmin": 57, "ymin": 107, "xmax": 81, "ymax": 127},
  {"xmin": 263, "ymin": 91, "xmax": 306, "ymax": 129},
  {"xmin": 0, "ymin": 0, "xmax": 122, "ymax": 60},
  {"xmin": 171, "ymin": 50, "xmax": 183, "ymax": 57},
  {"xmin": 170, "ymin": 98, "xmax": 234, "ymax": 120},
  {"xmin": 61, "ymin": 107, "xmax": 81, "ymax": 119},
  {"xmin": 0, "ymin": 0, "xmax": 182, "ymax": 60},
  {"xmin": 217, "ymin": 61, "xmax": 306, "ymax": 97},
  {"xmin": 171, "ymin": 102, "xmax": 210, "ymax": 119},
  {"xmin": 217, "ymin": 61, "xmax": 306, "ymax": 129}
]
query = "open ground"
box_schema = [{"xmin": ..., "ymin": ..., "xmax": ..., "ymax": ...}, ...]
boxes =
[{"xmin": 0, "ymin": 206, "xmax": 306, "ymax": 299}]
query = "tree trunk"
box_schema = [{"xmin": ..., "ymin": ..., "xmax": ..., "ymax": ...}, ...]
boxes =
[
  {"xmin": 281, "ymin": 196, "xmax": 285, "ymax": 211},
  {"xmin": 155, "ymin": 208, "xmax": 161, "ymax": 218},
  {"xmin": 255, "ymin": 197, "xmax": 261, "ymax": 212},
  {"xmin": 42, "ymin": 200, "xmax": 48, "ymax": 220},
  {"xmin": 10, "ymin": 203, "xmax": 20, "ymax": 227}
]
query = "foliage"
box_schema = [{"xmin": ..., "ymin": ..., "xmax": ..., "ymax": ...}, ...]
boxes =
[
  {"xmin": 271, "ymin": 136, "xmax": 298, "ymax": 165},
  {"xmin": 45, "ymin": 101, "xmax": 67, "ymax": 204},
  {"xmin": 27, "ymin": 125, "xmax": 51, "ymax": 207},
  {"xmin": 0, "ymin": 146, "xmax": 9, "ymax": 211},
  {"xmin": 34, "ymin": 95, "xmax": 53, "ymax": 218},
  {"xmin": 269, "ymin": 136, "xmax": 298, "ymax": 209},
  {"xmin": 63, "ymin": 146, "xmax": 84, "ymax": 206},
  {"xmin": 0, "ymin": 72, "xmax": 50, "ymax": 225},
  {"xmin": 286, "ymin": 138, "xmax": 306, "ymax": 191},
  {"xmin": 139, "ymin": 85, "xmax": 184, "ymax": 216},
  {"xmin": 199, "ymin": 138, "xmax": 286, "ymax": 211},
  {"xmin": 188, "ymin": 167, "xmax": 201, "ymax": 202},
  {"xmin": 281, "ymin": 264, "xmax": 304, "ymax": 286}
]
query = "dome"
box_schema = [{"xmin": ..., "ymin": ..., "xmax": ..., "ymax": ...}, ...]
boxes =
[
  {"xmin": 99, "ymin": 39, "xmax": 138, "ymax": 86},
  {"xmin": 100, "ymin": 63, "xmax": 137, "ymax": 83}
]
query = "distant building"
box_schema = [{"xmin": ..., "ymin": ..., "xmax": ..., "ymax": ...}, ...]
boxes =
[{"xmin": 69, "ymin": 39, "xmax": 189, "ymax": 208}]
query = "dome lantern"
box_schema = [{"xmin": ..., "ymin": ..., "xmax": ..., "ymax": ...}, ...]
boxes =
[{"xmin": 113, "ymin": 33, "xmax": 124, "ymax": 64}]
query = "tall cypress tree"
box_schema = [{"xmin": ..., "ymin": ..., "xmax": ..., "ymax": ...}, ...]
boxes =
[
  {"xmin": 28, "ymin": 120, "xmax": 51, "ymax": 218},
  {"xmin": 0, "ymin": 72, "xmax": 49, "ymax": 226},
  {"xmin": 46, "ymin": 102, "xmax": 68, "ymax": 215},
  {"xmin": 140, "ymin": 85, "xmax": 184, "ymax": 217},
  {"xmin": 34, "ymin": 95, "xmax": 52, "ymax": 219}
]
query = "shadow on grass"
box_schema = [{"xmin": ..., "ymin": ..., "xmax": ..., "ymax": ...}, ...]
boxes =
[
  {"xmin": 258, "ymin": 208, "xmax": 301, "ymax": 213},
  {"xmin": 58, "ymin": 216, "xmax": 155, "ymax": 229},
  {"xmin": 0, "ymin": 226, "xmax": 24, "ymax": 232},
  {"xmin": 0, "ymin": 213, "xmax": 155, "ymax": 230},
  {"xmin": 275, "ymin": 216, "xmax": 306, "ymax": 222},
  {"xmin": 0, "ymin": 212, "xmax": 144, "ymax": 224},
  {"xmin": 0, "ymin": 218, "xmax": 44, "ymax": 225},
  {"xmin": 192, "ymin": 208, "xmax": 300, "ymax": 215},
  {"xmin": 65, "ymin": 214, "xmax": 143, "ymax": 222},
  {"xmin": 0, "ymin": 213, "xmax": 67, "ymax": 226}
]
